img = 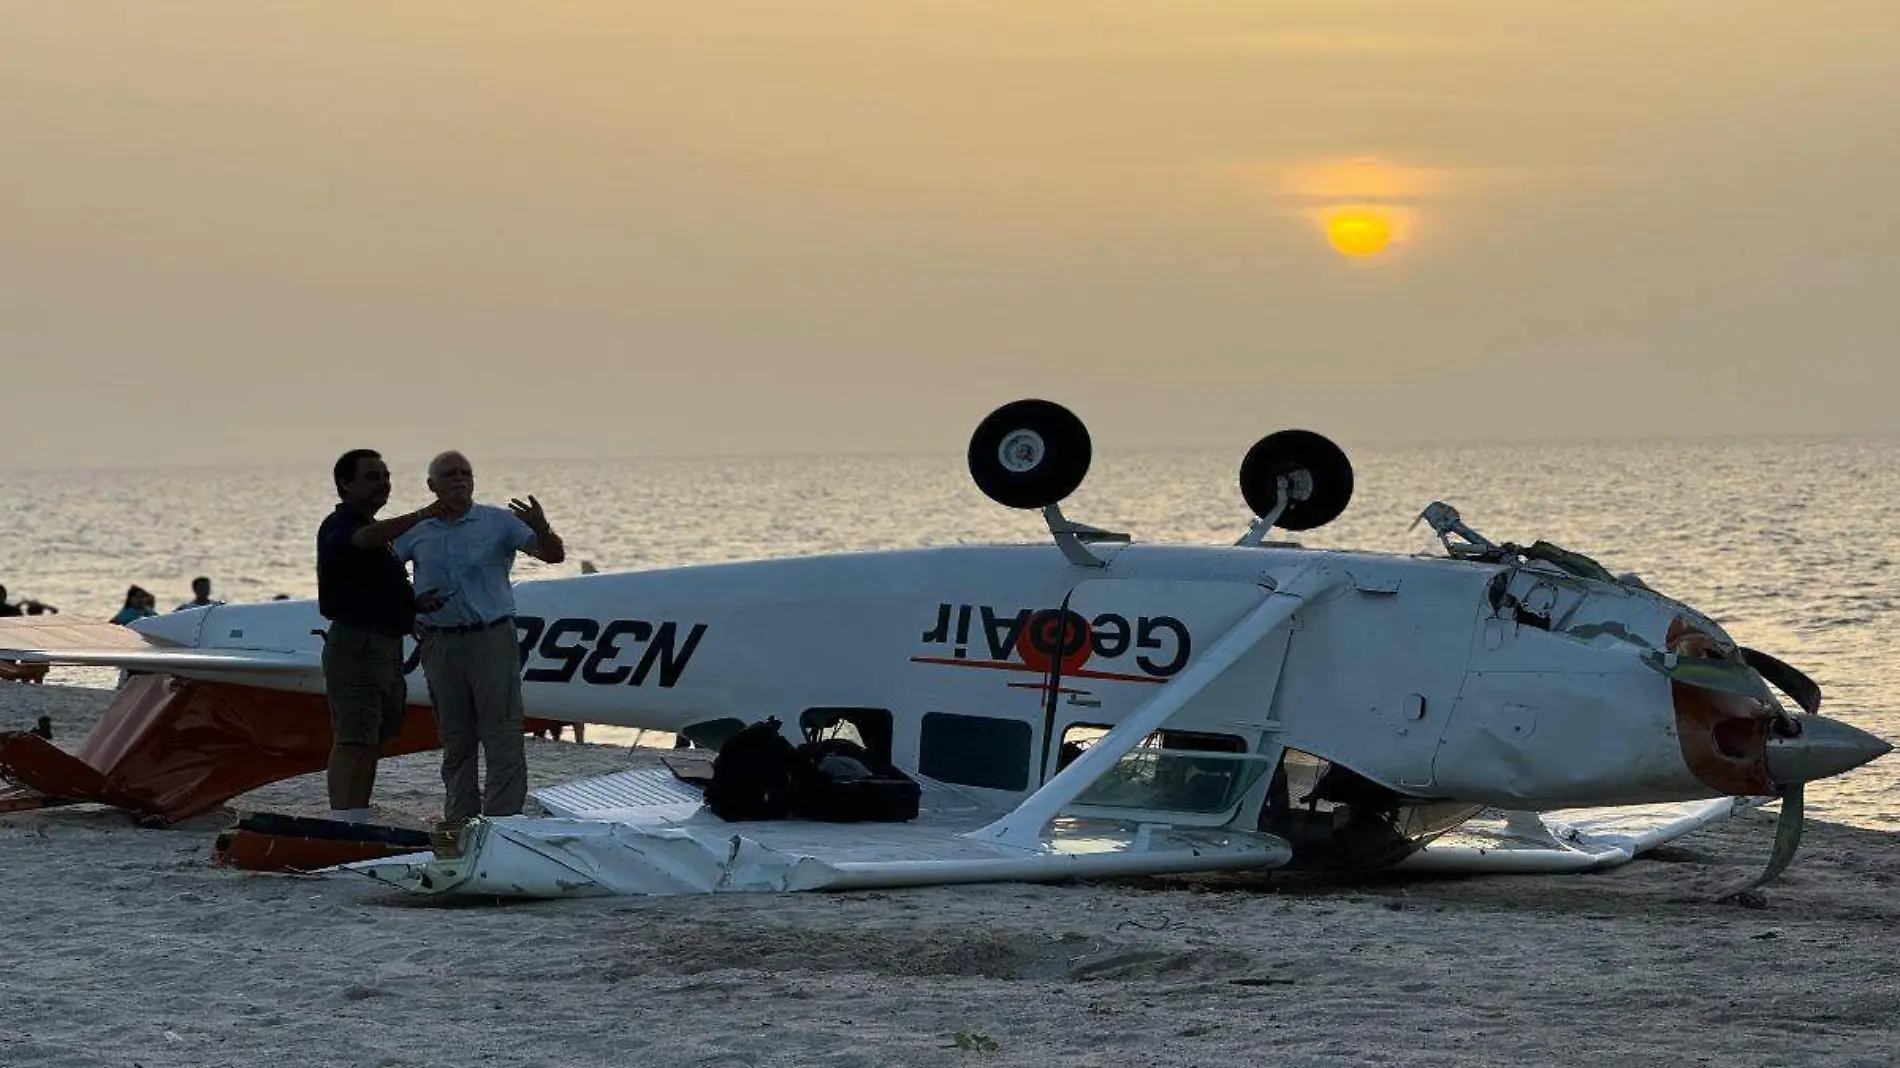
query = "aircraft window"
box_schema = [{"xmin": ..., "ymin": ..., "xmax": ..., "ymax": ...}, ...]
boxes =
[
  {"xmin": 1070, "ymin": 735, "xmax": 1268, "ymax": 815},
  {"xmin": 798, "ymin": 707, "xmax": 894, "ymax": 766},
  {"xmin": 1056, "ymin": 724, "xmax": 1110, "ymax": 771},
  {"xmin": 1056, "ymin": 726, "xmax": 1247, "ymax": 772},
  {"xmin": 1154, "ymin": 730, "xmax": 1247, "ymax": 753},
  {"xmin": 919, "ymin": 713, "xmax": 1032, "ymax": 792}
]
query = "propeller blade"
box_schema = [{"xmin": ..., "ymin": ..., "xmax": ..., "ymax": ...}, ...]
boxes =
[
  {"xmin": 1639, "ymin": 649, "xmax": 1776, "ymax": 702},
  {"xmin": 1740, "ymin": 646, "xmax": 1822, "ymax": 715},
  {"xmin": 1713, "ymin": 783, "xmax": 1804, "ymax": 903}
]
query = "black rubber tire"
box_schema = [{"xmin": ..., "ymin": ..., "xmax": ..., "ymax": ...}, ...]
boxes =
[
  {"xmin": 1239, "ymin": 430, "xmax": 1354, "ymax": 531},
  {"xmin": 967, "ymin": 399, "xmax": 1092, "ymax": 509}
]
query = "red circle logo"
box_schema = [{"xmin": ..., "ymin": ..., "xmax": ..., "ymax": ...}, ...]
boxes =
[{"xmin": 1018, "ymin": 609, "xmax": 1091, "ymax": 674}]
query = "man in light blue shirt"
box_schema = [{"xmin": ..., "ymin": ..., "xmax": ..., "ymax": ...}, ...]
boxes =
[{"xmin": 394, "ymin": 450, "xmax": 565, "ymax": 847}]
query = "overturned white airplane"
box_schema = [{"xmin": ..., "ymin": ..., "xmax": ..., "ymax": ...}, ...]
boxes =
[{"xmin": 0, "ymin": 400, "xmax": 1887, "ymax": 899}]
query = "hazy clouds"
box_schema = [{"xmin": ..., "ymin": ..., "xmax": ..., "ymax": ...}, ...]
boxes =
[{"xmin": 3, "ymin": 1, "xmax": 1895, "ymax": 468}]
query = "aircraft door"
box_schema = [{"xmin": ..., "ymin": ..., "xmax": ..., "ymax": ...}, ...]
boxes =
[{"xmin": 1259, "ymin": 569, "xmax": 1480, "ymax": 792}]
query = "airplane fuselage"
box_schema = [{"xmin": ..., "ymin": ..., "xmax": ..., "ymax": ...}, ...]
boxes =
[{"xmin": 137, "ymin": 539, "xmax": 1764, "ymax": 814}]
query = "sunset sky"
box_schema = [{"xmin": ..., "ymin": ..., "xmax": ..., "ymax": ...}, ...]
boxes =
[{"xmin": 3, "ymin": 2, "xmax": 1895, "ymax": 468}]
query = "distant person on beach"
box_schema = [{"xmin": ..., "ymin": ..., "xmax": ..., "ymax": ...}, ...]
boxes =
[
  {"xmin": 395, "ymin": 450, "xmax": 563, "ymax": 848},
  {"xmin": 109, "ymin": 586, "xmax": 158, "ymax": 626},
  {"xmin": 0, "ymin": 586, "xmax": 57, "ymax": 682},
  {"xmin": 173, "ymin": 576, "xmax": 221, "ymax": 612},
  {"xmin": 317, "ymin": 448, "xmax": 450, "ymax": 824},
  {"xmin": 0, "ymin": 585, "xmax": 57, "ymax": 618}
]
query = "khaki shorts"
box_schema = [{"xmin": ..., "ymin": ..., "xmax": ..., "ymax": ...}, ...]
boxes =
[{"xmin": 321, "ymin": 624, "xmax": 409, "ymax": 746}]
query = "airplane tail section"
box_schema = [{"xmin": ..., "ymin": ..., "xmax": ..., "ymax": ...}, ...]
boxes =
[
  {"xmin": 0, "ymin": 674, "xmax": 449, "ymax": 823},
  {"xmin": 0, "ymin": 617, "xmax": 566, "ymax": 823}
]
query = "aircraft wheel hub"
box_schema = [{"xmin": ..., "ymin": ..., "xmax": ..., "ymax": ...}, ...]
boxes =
[{"xmin": 998, "ymin": 430, "xmax": 1046, "ymax": 473}]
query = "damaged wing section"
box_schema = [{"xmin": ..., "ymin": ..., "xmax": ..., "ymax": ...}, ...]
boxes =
[
  {"xmin": 1394, "ymin": 799, "xmax": 1761, "ymax": 874},
  {"xmin": 1, "ymin": 618, "xmax": 340, "ymax": 819},
  {"xmin": 348, "ymin": 767, "xmax": 1292, "ymax": 899},
  {"xmin": 213, "ymin": 812, "xmax": 435, "ymax": 872},
  {"xmin": 0, "ymin": 617, "xmax": 574, "ymax": 824}
]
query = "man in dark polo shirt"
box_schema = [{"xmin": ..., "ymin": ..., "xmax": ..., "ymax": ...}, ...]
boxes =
[{"xmin": 317, "ymin": 449, "xmax": 447, "ymax": 822}]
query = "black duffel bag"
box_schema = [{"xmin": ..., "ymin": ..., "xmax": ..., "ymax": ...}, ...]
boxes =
[
  {"xmin": 703, "ymin": 716, "xmax": 799, "ymax": 822},
  {"xmin": 788, "ymin": 737, "xmax": 921, "ymax": 823},
  {"xmin": 704, "ymin": 720, "xmax": 920, "ymax": 824}
]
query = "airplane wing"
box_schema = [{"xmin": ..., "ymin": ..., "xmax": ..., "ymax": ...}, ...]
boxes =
[
  {"xmin": 0, "ymin": 618, "xmax": 318, "ymax": 675},
  {"xmin": 346, "ymin": 766, "xmax": 1292, "ymax": 898}
]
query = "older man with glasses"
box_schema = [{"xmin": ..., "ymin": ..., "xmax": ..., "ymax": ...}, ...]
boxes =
[{"xmin": 392, "ymin": 450, "xmax": 565, "ymax": 853}]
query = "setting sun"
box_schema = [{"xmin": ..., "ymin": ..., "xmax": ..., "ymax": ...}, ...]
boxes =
[{"xmin": 1325, "ymin": 209, "xmax": 1394, "ymax": 258}]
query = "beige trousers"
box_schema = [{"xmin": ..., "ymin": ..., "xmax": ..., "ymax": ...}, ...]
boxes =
[{"xmin": 421, "ymin": 621, "xmax": 527, "ymax": 823}]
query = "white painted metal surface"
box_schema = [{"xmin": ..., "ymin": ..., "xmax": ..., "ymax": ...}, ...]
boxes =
[
  {"xmin": 347, "ymin": 813, "xmax": 1293, "ymax": 899},
  {"xmin": 533, "ymin": 768, "xmax": 706, "ymax": 819}
]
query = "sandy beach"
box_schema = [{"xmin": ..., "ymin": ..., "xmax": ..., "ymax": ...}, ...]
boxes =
[{"xmin": 3, "ymin": 681, "xmax": 1897, "ymax": 1068}]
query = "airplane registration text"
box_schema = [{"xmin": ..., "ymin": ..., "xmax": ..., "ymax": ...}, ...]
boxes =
[{"xmin": 514, "ymin": 615, "xmax": 707, "ymax": 688}]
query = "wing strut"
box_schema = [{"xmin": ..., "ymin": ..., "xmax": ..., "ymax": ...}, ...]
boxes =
[{"xmin": 962, "ymin": 564, "xmax": 1342, "ymax": 851}]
